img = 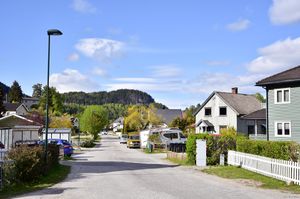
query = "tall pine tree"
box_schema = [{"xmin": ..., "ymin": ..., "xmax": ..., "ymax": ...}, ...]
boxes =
[
  {"xmin": 8, "ymin": 81, "xmax": 23, "ymax": 103},
  {"xmin": 0, "ymin": 86, "xmax": 5, "ymax": 116}
]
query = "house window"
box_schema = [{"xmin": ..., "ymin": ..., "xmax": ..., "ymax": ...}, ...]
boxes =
[
  {"xmin": 261, "ymin": 125, "xmax": 266, "ymax": 134},
  {"xmin": 275, "ymin": 88, "xmax": 290, "ymax": 104},
  {"xmin": 219, "ymin": 107, "xmax": 227, "ymax": 116},
  {"xmin": 205, "ymin": 108, "xmax": 211, "ymax": 116},
  {"xmin": 248, "ymin": 125, "xmax": 255, "ymax": 135},
  {"xmin": 275, "ymin": 122, "xmax": 291, "ymax": 137},
  {"xmin": 219, "ymin": 125, "xmax": 227, "ymax": 131}
]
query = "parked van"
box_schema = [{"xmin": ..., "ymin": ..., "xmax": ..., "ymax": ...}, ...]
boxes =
[
  {"xmin": 160, "ymin": 128, "xmax": 186, "ymax": 145},
  {"xmin": 127, "ymin": 133, "xmax": 140, "ymax": 148}
]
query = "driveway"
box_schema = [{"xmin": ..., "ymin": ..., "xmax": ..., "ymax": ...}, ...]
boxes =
[{"xmin": 15, "ymin": 135, "xmax": 300, "ymax": 199}]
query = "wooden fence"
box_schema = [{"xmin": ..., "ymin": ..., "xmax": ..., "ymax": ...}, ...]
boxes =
[{"xmin": 228, "ymin": 150, "xmax": 300, "ymax": 185}]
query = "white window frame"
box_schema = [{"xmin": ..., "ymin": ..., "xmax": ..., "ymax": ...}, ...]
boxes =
[
  {"xmin": 274, "ymin": 88, "xmax": 290, "ymax": 104},
  {"xmin": 275, "ymin": 121, "xmax": 291, "ymax": 137}
]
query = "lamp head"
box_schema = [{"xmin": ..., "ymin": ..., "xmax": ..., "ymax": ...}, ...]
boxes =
[{"xmin": 47, "ymin": 29, "xmax": 63, "ymax": 36}]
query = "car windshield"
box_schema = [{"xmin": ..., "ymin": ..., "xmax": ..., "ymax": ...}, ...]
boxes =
[
  {"xmin": 129, "ymin": 135, "xmax": 139, "ymax": 140},
  {"xmin": 180, "ymin": 133, "xmax": 186, "ymax": 138},
  {"xmin": 122, "ymin": 135, "xmax": 128, "ymax": 138}
]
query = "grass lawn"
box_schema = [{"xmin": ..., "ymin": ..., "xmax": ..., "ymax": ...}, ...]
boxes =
[
  {"xmin": 166, "ymin": 157, "xmax": 192, "ymax": 166},
  {"xmin": 143, "ymin": 148, "xmax": 166, "ymax": 154},
  {"xmin": 0, "ymin": 164, "xmax": 71, "ymax": 199},
  {"xmin": 203, "ymin": 166, "xmax": 300, "ymax": 193}
]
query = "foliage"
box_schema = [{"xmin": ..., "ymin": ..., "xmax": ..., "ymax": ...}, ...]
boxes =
[
  {"xmin": 101, "ymin": 103, "xmax": 127, "ymax": 122},
  {"xmin": 80, "ymin": 105, "xmax": 109, "ymax": 139},
  {"xmin": 3, "ymin": 144, "xmax": 59, "ymax": 184},
  {"xmin": 255, "ymin": 92, "xmax": 266, "ymax": 103},
  {"xmin": 169, "ymin": 117, "xmax": 188, "ymax": 131},
  {"xmin": 62, "ymin": 89, "xmax": 156, "ymax": 105},
  {"xmin": 0, "ymin": 86, "xmax": 5, "ymax": 116},
  {"xmin": 62, "ymin": 103, "xmax": 86, "ymax": 115},
  {"xmin": 32, "ymin": 83, "xmax": 42, "ymax": 98},
  {"xmin": 39, "ymin": 86, "xmax": 63, "ymax": 115},
  {"xmin": 80, "ymin": 139, "xmax": 96, "ymax": 148},
  {"xmin": 0, "ymin": 81, "xmax": 10, "ymax": 96},
  {"xmin": 236, "ymin": 138, "xmax": 300, "ymax": 161},
  {"xmin": 148, "ymin": 134, "xmax": 161, "ymax": 143},
  {"xmin": 150, "ymin": 102, "xmax": 168, "ymax": 109},
  {"xmin": 49, "ymin": 115, "xmax": 72, "ymax": 128},
  {"xmin": 186, "ymin": 131, "xmax": 237, "ymax": 165},
  {"xmin": 8, "ymin": 80, "xmax": 23, "ymax": 103},
  {"xmin": 26, "ymin": 111, "xmax": 45, "ymax": 126}
]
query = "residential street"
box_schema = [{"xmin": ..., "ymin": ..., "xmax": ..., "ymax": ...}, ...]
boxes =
[{"xmin": 16, "ymin": 135, "xmax": 300, "ymax": 199}]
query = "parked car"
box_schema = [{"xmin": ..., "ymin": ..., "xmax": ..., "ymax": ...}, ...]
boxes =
[
  {"xmin": 127, "ymin": 133, "xmax": 140, "ymax": 148},
  {"xmin": 40, "ymin": 139, "xmax": 74, "ymax": 157},
  {"xmin": 120, "ymin": 134, "xmax": 128, "ymax": 144},
  {"xmin": 101, "ymin": 131, "xmax": 108, "ymax": 135},
  {"xmin": 160, "ymin": 128, "xmax": 186, "ymax": 146}
]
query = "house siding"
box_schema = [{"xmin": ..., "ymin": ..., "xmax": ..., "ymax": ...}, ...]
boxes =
[
  {"xmin": 195, "ymin": 94, "xmax": 238, "ymax": 134},
  {"xmin": 268, "ymin": 87, "xmax": 300, "ymax": 142}
]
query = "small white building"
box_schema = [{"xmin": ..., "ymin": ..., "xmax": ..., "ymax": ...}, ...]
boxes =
[
  {"xmin": 195, "ymin": 88, "xmax": 263, "ymax": 135},
  {"xmin": 112, "ymin": 117, "xmax": 124, "ymax": 132},
  {"xmin": 0, "ymin": 114, "xmax": 42, "ymax": 149},
  {"xmin": 42, "ymin": 128, "xmax": 72, "ymax": 142},
  {"xmin": 22, "ymin": 97, "xmax": 39, "ymax": 109}
]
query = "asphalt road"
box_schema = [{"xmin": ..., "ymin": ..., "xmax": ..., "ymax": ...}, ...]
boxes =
[{"xmin": 16, "ymin": 135, "xmax": 300, "ymax": 199}]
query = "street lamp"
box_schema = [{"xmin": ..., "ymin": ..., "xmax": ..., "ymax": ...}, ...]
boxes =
[{"xmin": 45, "ymin": 29, "xmax": 62, "ymax": 163}]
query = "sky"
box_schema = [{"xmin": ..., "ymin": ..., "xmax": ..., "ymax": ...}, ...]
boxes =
[{"xmin": 1, "ymin": 0, "xmax": 300, "ymax": 109}]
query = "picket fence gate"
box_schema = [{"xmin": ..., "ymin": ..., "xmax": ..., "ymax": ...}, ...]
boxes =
[{"xmin": 228, "ymin": 150, "xmax": 300, "ymax": 185}]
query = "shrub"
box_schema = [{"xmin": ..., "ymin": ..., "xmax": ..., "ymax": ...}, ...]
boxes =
[
  {"xmin": 80, "ymin": 139, "xmax": 95, "ymax": 148},
  {"xmin": 237, "ymin": 139, "xmax": 300, "ymax": 161},
  {"xmin": 186, "ymin": 131, "xmax": 237, "ymax": 165},
  {"xmin": 148, "ymin": 134, "xmax": 161, "ymax": 143}
]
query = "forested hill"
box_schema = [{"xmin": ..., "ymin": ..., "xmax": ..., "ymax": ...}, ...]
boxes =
[
  {"xmin": 62, "ymin": 89, "xmax": 155, "ymax": 105},
  {"xmin": 0, "ymin": 82, "xmax": 10, "ymax": 95}
]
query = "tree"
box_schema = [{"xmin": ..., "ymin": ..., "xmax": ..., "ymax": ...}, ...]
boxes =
[
  {"xmin": 50, "ymin": 115, "xmax": 72, "ymax": 128},
  {"xmin": 80, "ymin": 105, "xmax": 109, "ymax": 139},
  {"xmin": 169, "ymin": 117, "xmax": 188, "ymax": 131},
  {"xmin": 8, "ymin": 81, "xmax": 22, "ymax": 103},
  {"xmin": 255, "ymin": 93, "xmax": 266, "ymax": 103},
  {"xmin": 39, "ymin": 86, "xmax": 63, "ymax": 115},
  {"xmin": 32, "ymin": 83, "xmax": 42, "ymax": 98},
  {"xmin": 0, "ymin": 86, "xmax": 5, "ymax": 117}
]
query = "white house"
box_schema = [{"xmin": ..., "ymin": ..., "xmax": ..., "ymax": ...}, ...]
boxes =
[
  {"xmin": 195, "ymin": 88, "xmax": 263, "ymax": 135},
  {"xmin": 113, "ymin": 117, "xmax": 124, "ymax": 132}
]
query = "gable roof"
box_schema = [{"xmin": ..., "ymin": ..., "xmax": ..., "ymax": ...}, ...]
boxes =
[
  {"xmin": 256, "ymin": 65, "xmax": 300, "ymax": 86},
  {"xmin": 0, "ymin": 114, "xmax": 42, "ymax": 128},
  {"xmin": 113, "ymin": 117, "xmax": 124, "ymax": 124},
  {"xmin": 156, "ymin": 109, "xmax": 182, "ymax": 125},
  {"xmin": 242, "ymin": 109, "xmax": 266, "ymax": 120},
  {"xmin": 3, "ymin": 102, "xmax": 28, "ymax": 112},
  {"xmin": 194, "ymin": 91, "xmax": 262, "ymax": 116}
]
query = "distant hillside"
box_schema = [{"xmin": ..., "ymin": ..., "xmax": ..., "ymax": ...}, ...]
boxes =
[
  {"xmin": 62, "ymin": 89, "xmax": 156, "ymax": 105},
  {"xmin": 0, "ymin": 82, "xmax": 10, "ymax": 95}
]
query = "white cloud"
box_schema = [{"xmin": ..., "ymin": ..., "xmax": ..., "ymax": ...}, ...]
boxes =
[
  {"xmin": 247, "ymin": 37, "xmax": 300, "ymax": 73},
  {"xmin": 75, "ymin": 38, "xmax": 124, "ymax": 62},
  {"xmin": 71, "ymin": 0, "xmax": 96, "ymax": 14},
  {"xmin": 269, "ymin": 0, "xmax": 300, "ymax": 25},
  {"xmin": 113, "ymin": 77, "xmax": 155, "ymax": 83},
  {"xmin": 50, "ymin": 68, "xmax": 99, "ymax": 93},
  {"xmin": 227, "ymin": 19, "xmax": 250, "ymax": 31},
  {"xmin": 67, "ymin": 53, "xmax": 79, "ymax": 62},
  {"xmin": 150, "ymin": 65, "xmax": 182, "ymax": 78},
  {"xmin": 92, "ymin": 67, "xmax": 107, "ymax": 77}
]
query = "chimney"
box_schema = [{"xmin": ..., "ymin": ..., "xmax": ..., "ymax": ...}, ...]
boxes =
[{"xmin": 232, "ymin": 87, "xmax": 238, "ymax": 94}]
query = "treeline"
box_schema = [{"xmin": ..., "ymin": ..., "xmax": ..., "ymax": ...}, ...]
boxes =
[{"xmin": 62, "ymin": 89, "xmax": 156, "ymax": 105}]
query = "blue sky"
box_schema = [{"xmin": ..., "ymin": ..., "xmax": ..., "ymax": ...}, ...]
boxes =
[{"xmin": 1, "ymin": 0, "xmax": 300, "ymax": 108}]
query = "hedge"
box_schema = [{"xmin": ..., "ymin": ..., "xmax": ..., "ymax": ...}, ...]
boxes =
[
  {"xmin": 3, "ymin": 144, "xmax": 60, "ymax": 185},
  {"xmin": 186, "ymin": 133, "xmax": 236, "ymax": 165},
  {"xmin": 236, "ymin": 138, "xmax": 300, "ymax": 162}
]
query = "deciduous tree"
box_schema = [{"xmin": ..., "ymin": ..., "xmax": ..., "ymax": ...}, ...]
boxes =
[{"xmin": 32, "ymin": 83, "xmax": 42, "ymax": 98}]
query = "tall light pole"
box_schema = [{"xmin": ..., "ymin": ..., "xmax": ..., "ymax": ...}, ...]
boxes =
[{"xmin": 45, "ymin": 29, "xmax": 62, "ymax": 163}]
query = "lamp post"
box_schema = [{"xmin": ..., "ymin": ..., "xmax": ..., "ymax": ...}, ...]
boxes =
[{"xmin": 45, "ymin": 29, "xmax": 62, "ymax": 163}]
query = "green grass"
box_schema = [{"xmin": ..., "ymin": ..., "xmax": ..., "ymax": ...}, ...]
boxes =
[
  {"xmin": 143, "ymin": 148, "xmax": 166, "ymax": 154},
  {"xmin": 203, "ymin": 166, "xmax": 300, "ymax": 193},
  {"xmin": 0, "ymin": 164, "xmax": 71, "ymax": 198}
]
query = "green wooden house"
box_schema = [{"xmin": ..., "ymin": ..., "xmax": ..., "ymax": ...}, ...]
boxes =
[{"xmin": 256, "ymin": 65, "xmax": 300, "ymax": 142}]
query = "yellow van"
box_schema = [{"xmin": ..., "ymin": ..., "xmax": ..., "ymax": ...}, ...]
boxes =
[{"xmin": 127, "ymin": 133, "xmax": 140, "ymax": 148}]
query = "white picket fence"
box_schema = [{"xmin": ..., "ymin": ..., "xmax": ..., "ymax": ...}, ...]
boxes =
[{"xmin": 228, "ymin": 150, "xmax": 300, "ymax": 185}]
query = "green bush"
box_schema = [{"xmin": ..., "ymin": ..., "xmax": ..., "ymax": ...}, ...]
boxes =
[
  {"xmin": 186, "ymin": 132, "xmax": 237, "ymax": 165},
  {"xmin": 80, "ymin": 139, "xmax": 95, "ymax": 148},
  {"xmin": 237, "ymin": 139, "xmax": 300, "ymax": 161},
  {"xmin": 3, "ymin": 144, "xmax": 60, "ymax": 185}
]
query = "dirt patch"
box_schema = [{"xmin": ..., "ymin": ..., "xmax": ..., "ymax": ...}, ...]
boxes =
[{"xmin": 235, "ymin": 179, "xmax": 263, "ymax": 187}]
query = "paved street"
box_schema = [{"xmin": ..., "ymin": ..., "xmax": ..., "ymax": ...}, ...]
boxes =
[{"xmin": 16, "ymin": 135, "xmax": 300, "ymax": 199}]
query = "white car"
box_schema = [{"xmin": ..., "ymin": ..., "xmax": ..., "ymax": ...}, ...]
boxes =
[{"xmin": 101, "ymin": 131, "xmax": 108, "ymax": 135}]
